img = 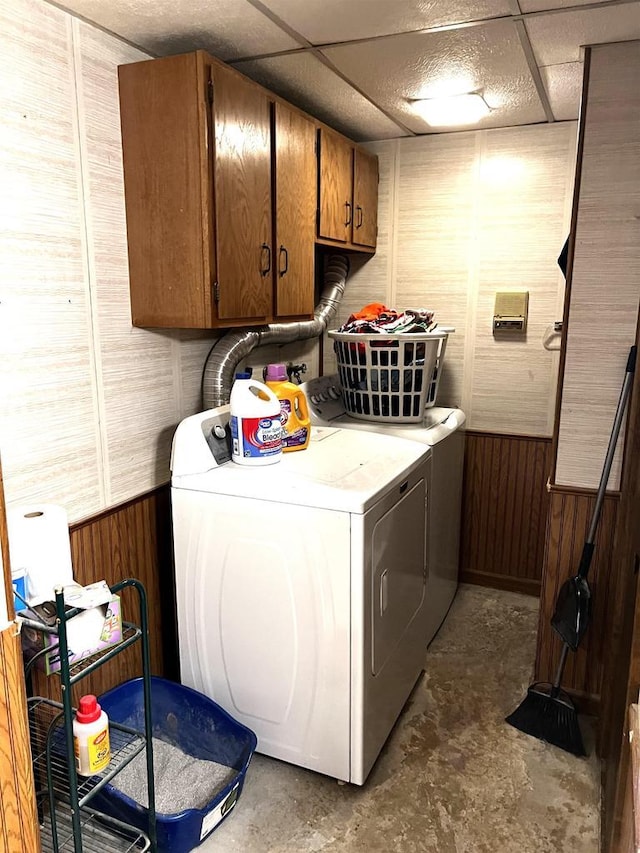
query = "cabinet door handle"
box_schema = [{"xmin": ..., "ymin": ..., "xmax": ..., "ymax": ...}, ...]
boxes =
[
  {"xmin": 278, "ymin": 245, "xmax": 289, "ymax": 277},
  {"xmin": 344, "ymin": 201, "xmax": 352, "ymax": 227},
  {"xmin": 260, "ymin": 243, "xmax": 271, "ymax": 277},
  {"xmin": 356, "ymin": 205, "xmax": 363, "ymax": 228}
]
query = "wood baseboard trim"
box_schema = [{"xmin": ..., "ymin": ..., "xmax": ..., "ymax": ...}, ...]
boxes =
[
  {"xmin": 464, "ymin": 429, "xmax": 552, "ymax": 443},
  {"xmin": 548, "ymin": 481, "xmax": 621, "ymax": 500},
  {"xmin": 460, "ymin": 569, "xmax": 541, "ymax": 597}
]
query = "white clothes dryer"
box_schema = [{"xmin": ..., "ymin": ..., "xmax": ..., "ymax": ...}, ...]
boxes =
[
  {"xmin": 301, "ymin": 375, "xmax": 465, "ymax": 646},
  {"xmin": 171, "ymin": 406, "xmax": 431, "ymax": 785}
]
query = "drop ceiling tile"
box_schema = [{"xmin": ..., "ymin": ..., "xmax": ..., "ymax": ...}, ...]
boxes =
[
  {"xmin": 525, "ymin": 3, "xmax": 640, "ymax": 66},
  {"xmin": 520, "ymin": 0, "xmax": 617, "ymax": 10},
  {"xmin": 323, "ymin": 21, "xmax": 546, "ymax": 134},
  {"xmin": 540, "ymin": 62, "xmax": 584, "ymax": 121},
  {"xmin": 56, "ymin": 0, "xmax": 300, "ymax": 60},
  {"xmin": 259, "ymin": 0, "xmax": 511, "ymax": 45},
  {"xmin": 234, "ymin": 52, "xmax": 407, "ymax": 141}
]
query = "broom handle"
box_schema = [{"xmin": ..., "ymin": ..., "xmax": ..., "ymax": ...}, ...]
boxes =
[
  {"xmin": 551, "ymin": 643, "xmax": 571, "ymax": 696},
  {"xmin": 578, "ymin": 345, "xmax": 636, "ymax": 580}
]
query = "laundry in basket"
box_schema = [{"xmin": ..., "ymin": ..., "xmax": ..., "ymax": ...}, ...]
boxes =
[{"xmin": 329, "ymin": 329, "xmax": 449, "ymax": 422}]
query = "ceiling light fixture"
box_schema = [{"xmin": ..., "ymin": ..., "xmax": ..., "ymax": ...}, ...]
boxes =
[{"xmin": 411, "ymin": 92, "xmax": 491, "ymax": 127}]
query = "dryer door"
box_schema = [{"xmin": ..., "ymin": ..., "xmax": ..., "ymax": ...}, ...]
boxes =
[
  {"xmin": 350, "ymin": 455, "xmax": 430, "ymax": 784},
  {"xmin": 372, "ymin": 478, "xmax": 427, "ymax": 675}
]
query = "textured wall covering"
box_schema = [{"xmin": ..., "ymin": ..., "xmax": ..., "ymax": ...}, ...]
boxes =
[
  {"xmin": 327, "ymin": 122, "xmax": 577, "ymax": 437},
  {"xmin": 1, "ymin": 0, "xmax": 579, "ymax": 527},
  {"xmin": 1, "ymin": 0, "xmax": 103, "ymax": 516},
  {"xmin": 555, "ymin": 41, "xmax": 640, "ymax": 491},
  {"xmin": 0, "ymin": 0, "xmax": 218, "ymax": 521}
]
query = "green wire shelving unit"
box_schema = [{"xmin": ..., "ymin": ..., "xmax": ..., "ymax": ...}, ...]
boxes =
[{"xmin": 23, "ymin": 578, "xmax": 157, "ymax": 853}]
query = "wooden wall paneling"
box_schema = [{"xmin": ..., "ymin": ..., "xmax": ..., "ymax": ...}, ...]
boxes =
[
  {"xmin": 0, "ymin": 627, "xmax": 40, "ymax": 853},
  {"xmin": 29, "ymin": 486, "xmax": 175, "ymax": 706},
  {"xmin": 622, "ymin": 704, "xmax": 640, "ymax": 853},
  {"xmin": 534, "ymin": 487, "xmax": 619, "ymax": 715},
  {"xmin": 600, "ymin": 313, "xmax": 640, "ymax": 852},
  {"xmin": 0, "ymin": 456, "xmax": 39, "ymax": 852},
  {"xmin": 459, "ymin": 431, "xmax": 552, "ymax": 595},
  {"xmin": 1, "ymin": 463, "xmax": 14, "ymax": 625},
  {"xmin": 549, "ymin": 53, "xmax": 590, "ymax": 484}
]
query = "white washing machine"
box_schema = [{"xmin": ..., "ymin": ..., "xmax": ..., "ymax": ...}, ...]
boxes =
[
  {"xmin": 171, "ymin": 406, "xmax": 432, "ymax": 785},
  {"xmin": 301, "ymin": 375, "xmax": 465, "ymax": 646}
]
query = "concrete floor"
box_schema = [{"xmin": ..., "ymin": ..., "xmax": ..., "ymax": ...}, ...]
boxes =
[{"xmin": 201, "ymin": 585, "xmax": 600, "ymax": 853}]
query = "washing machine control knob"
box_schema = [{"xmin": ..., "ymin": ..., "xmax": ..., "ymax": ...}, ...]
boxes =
[
  {"xmin": 213, "ymin": 424, "xmax": 226, "ymax": 439},
  {"xmin": 328, "ymin": 387, "xmax": 340, "ymax": 399}
]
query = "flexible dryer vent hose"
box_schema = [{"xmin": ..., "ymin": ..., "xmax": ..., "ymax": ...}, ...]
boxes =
[{"xmin": 202, "ymin": 254, "xmax": 350, "ymax": 409}]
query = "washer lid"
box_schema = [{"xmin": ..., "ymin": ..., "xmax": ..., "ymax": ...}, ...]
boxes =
[
  {"xmin": 172, "ymin": 425, "xmax": 429, "ymax": 514},
  {"xmin": 305, "ymin": 407, "xmax": 466, "ymax": 447}
]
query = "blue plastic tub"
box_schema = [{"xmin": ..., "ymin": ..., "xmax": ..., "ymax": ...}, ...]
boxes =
[{"xmin": 93, "ymin": 677, "xmax": 257, "ymax": 853}]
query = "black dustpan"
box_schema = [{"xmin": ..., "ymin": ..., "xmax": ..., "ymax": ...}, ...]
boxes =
[{"xmin": 551, "ymin": 554, "xmax": 592, "ymax": 651}]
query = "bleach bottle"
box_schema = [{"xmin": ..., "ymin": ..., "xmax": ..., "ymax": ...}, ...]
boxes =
[
  {"xmin": 230, "ymin": 372, "xmax": 282, "ymax": 465},
  {"xmin": 265, "ymin": 364, "xmax": 311, "ymax": 452}
]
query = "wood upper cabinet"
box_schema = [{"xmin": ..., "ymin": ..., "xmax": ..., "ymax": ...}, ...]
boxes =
[
  {"xmin": 273, "ymin": 103, "xmax": 316, "ymax": 318},
  {"xmin": 118, "ymin": 50, "xmax": 374, "ymax": 329},
  {"xmin": 318, "ymin": 130, "xmax": 353, "ymax": 243},
  {"xmin": 118, "ymin": 51, "xmax": 312, "ymax": 329},
  {"xmin": 210, "ymin": 61, "xmax": 272, "ymax": 323},
  {"xmin": 353, "ymin": 149, "xmax": 378, "ymax": 248},
  {"xmin": 318, "ymin": 128, "xmax": 378, "ymax": 250},
  {"xmin": 118, "ymin": 52, "xmax": 213, "ymax": 328}
]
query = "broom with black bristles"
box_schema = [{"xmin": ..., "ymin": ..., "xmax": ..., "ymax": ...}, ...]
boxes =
[{"xmin": 506, "ymin": 345, "xmax": 636, "ymax": 757}]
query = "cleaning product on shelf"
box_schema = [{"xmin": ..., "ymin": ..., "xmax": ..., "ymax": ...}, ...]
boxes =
[
  {"xmin": 265, "ymin": 364, "xmax": 311, "ymax": 452},
  {"xmin": 229, "ymin": 372, "xmax": 282, "ymax": 466},
  {"xmin": 73, "ymin": 694, "xmax": 111, "ymax": 776}
]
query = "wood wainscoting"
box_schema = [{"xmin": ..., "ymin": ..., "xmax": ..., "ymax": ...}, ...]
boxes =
[
  {"xmin": 460, "ymin": 431, "xmax": 553, "ymax": 596},
  {"xmin": 0, "ymin": 455, "xmax": 40, "ymax": 853},
  {"xmin": 0, "ymin": 626, "xmax": 40, "ymax": 853},
  {"xmin": 29, "ymin": 485, "xmax": 176, "ymax": 705},
  {"xmin": 534, "ymin": 485, "xmax": 619, "ymax": 717}
]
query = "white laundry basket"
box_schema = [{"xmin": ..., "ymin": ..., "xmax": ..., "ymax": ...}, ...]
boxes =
[{"xmin": 328, "ymin": 330, "xmax": 449, "ymax": 423}]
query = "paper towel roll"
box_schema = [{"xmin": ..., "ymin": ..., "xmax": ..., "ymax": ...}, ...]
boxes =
[{"xmin": 7, "ymin": 504, "xmax": 74, "ymax": 605}]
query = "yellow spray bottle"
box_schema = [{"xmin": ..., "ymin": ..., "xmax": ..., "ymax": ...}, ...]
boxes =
[{"xmin": 265, "ymin": 364, "xmax": 311, "ymax": 452}]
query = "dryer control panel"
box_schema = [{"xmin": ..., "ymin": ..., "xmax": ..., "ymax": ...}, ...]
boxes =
[
  {"xmin": 300, "ymin": 375, "xmax": 347, "ymax": 424},
  {"xmin": 171, "ymin": 405, "xmax": 233, "ymax": 477},
  {"xmin": 201, "ymin": 416, "xmax": 232, "ymax": 465}
]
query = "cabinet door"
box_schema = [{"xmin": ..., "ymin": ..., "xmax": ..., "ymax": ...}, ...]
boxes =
[
  {"xmin": 318, "ymin": 130, "xmax": 353, "ymax": 243},
  {"xmin": 353, "ymin": 149, "xmax": 378, "ymax": 248},
  {"xmin": 211, "ymin": 64, "xmax": 272, "ymax": 321},
  {"xmin": 274, "ymin": 103, "xmax": 316, "ymax": 318},
  {"xmin": 119, "ymin": 53, "xmax": 213, "ymax": 328}
]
